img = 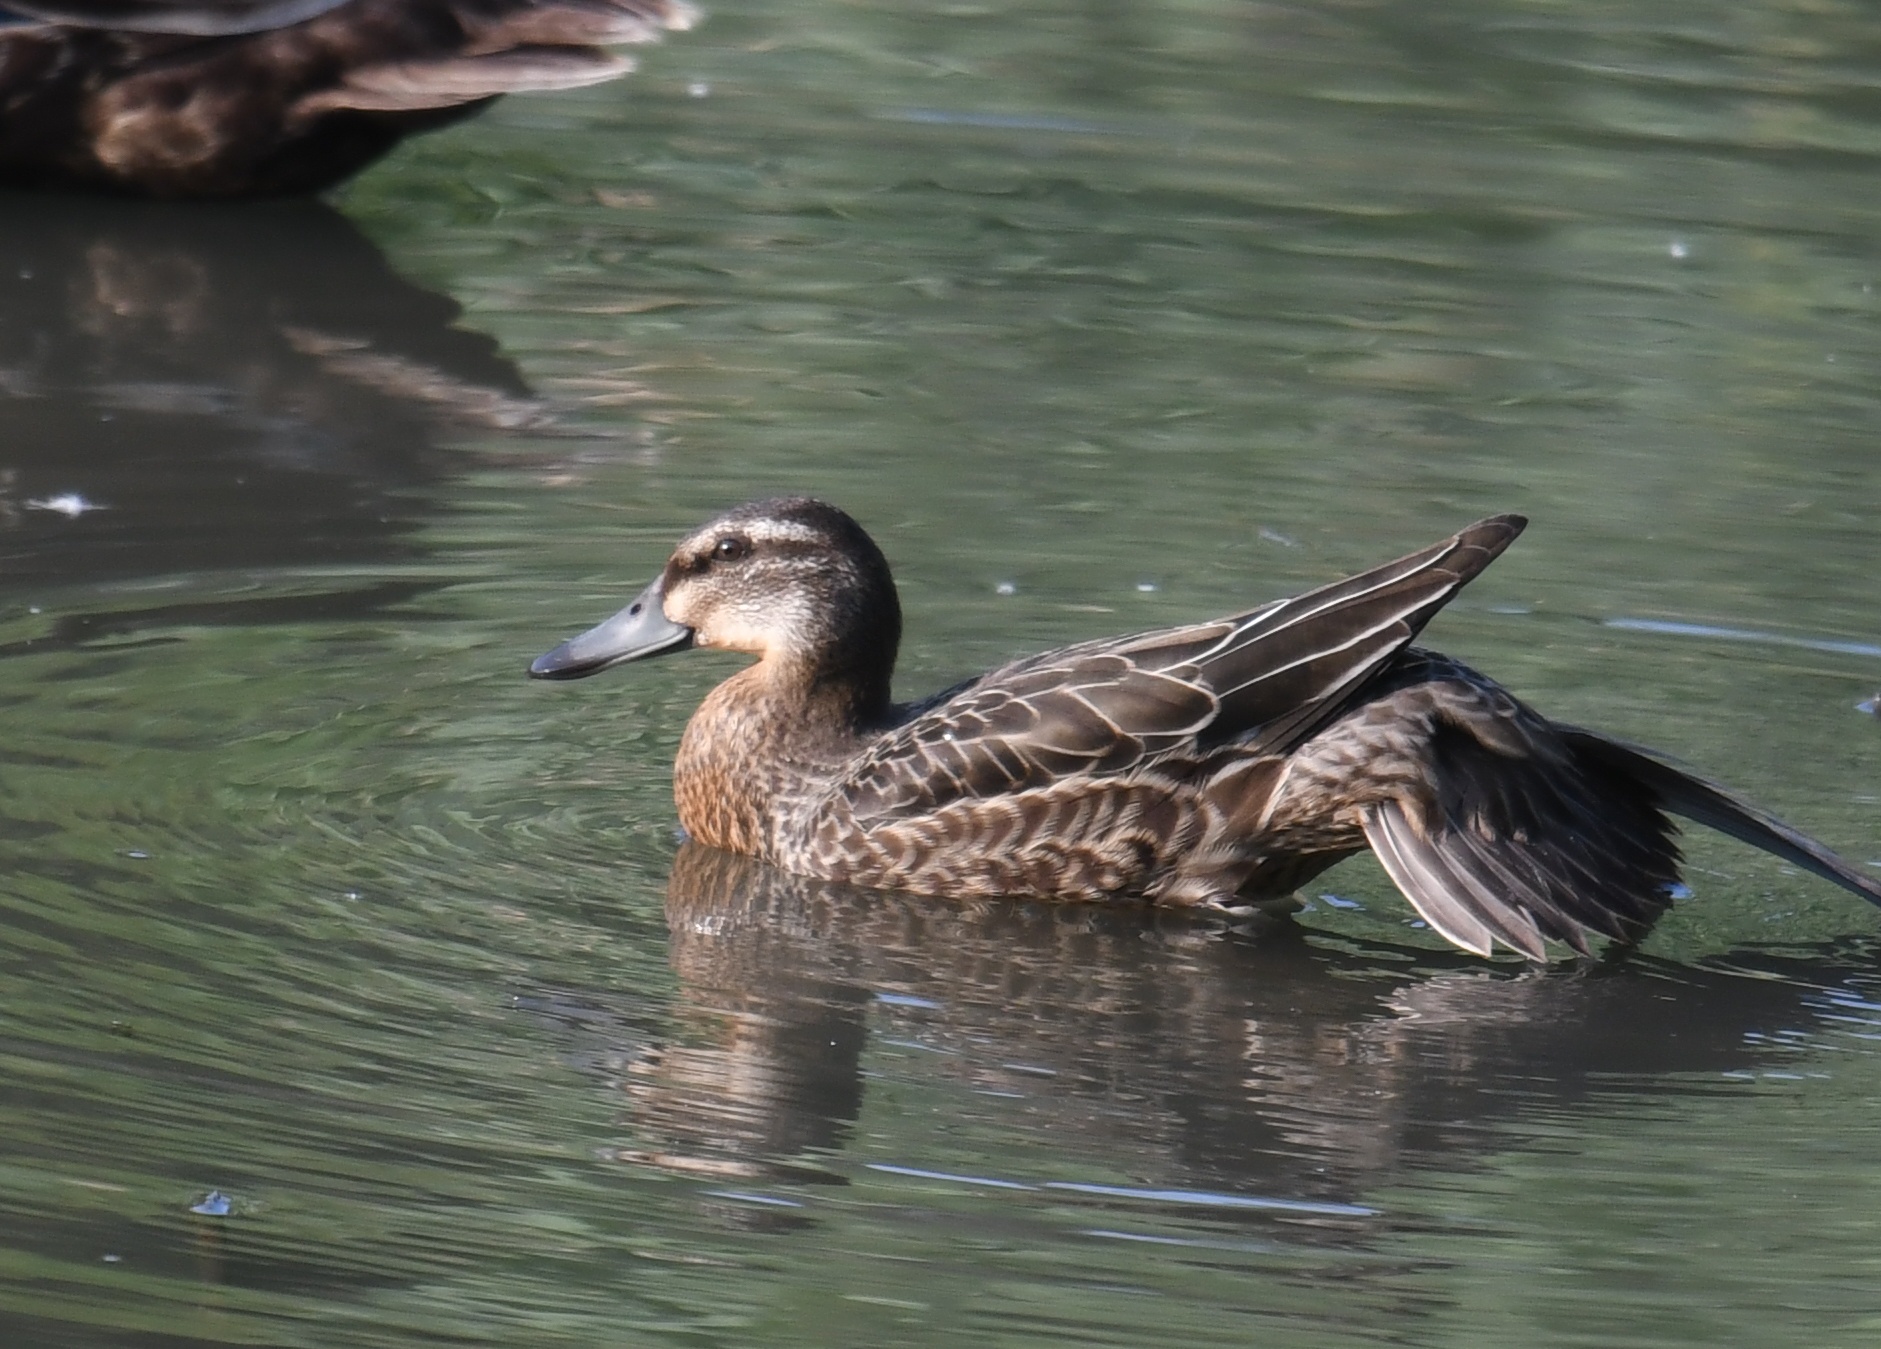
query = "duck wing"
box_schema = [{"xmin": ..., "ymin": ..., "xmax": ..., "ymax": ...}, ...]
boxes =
[{"xmin": 840, "ymin": 515, "xmax": 1526, "ymax": 821}]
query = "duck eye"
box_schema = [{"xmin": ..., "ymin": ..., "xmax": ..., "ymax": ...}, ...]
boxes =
[{"xmin": 712, "ymin": 536, "xmax": 751, "ymax": 564}]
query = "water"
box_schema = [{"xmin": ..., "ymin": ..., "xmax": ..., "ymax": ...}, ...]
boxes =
[{"xmin": 4, "ymin": 1, "xmax": 1881, "ymax": 1344}]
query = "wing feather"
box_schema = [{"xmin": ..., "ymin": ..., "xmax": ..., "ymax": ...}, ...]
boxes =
[
  {"xmin": 840, "ymin": 515, "xmax": 1524, "ymax": 822},
  {"xmin": 1195, "ymin": 515, "xmax": 1525, "ymax": 750},
  {"xmin": 1367, "ymin": 804, "xmax": 1502, "ymax": 958},
  {"xmin": 1357, "ymin": 704, "xmax": 1682, "ymax": 959}
]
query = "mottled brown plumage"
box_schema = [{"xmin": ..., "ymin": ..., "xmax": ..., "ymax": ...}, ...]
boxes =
[
  {"xmin": 530, "ymin": 498, "xmax": 1881, "ymax": 961},
  {"xmin": 0, "ymin": 0, "xmax": 693, "ymax": 196}
]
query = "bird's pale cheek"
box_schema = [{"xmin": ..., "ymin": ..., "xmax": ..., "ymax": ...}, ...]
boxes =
[
  {"xmin": 661, "ymin": 592, "xmax": 700, "ymax": 632},
  {"xmin": 692, "ymin": 613, "xmax": 774, "ymax": 656}
]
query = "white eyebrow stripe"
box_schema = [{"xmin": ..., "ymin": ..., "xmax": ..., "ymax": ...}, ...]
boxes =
[{"xmin": 740, "ymin": 520, "xmax": 825, "ymax": 545}]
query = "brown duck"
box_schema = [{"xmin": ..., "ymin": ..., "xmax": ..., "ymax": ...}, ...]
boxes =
[
  {"xmin": 0, "ymin": 0, "xmax": 693, "ymax": 196},
  {"xmin": 530, "ymin": 498, "xmax": 1881, "ymax": 960}
]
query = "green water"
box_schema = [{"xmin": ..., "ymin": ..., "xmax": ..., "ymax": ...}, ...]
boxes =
[{"xmin": 4, "ymin": 1, "xmax": 1881, "ymax": 1344}]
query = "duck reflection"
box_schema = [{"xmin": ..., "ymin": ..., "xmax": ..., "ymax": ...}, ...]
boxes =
[
  {"xmin": 0, "ymin": 195, "xmax": 544, "ymax": 629},
  {"xmin": 591, "ymin": 843, "xmax": 1877, "ymax": 1211}
]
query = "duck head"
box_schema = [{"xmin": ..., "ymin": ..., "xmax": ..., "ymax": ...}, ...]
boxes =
[{"xmin": 529, "ymin": 497, "xmax": 903, "ymax": 712}]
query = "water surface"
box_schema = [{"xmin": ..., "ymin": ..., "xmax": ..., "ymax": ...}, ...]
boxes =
[{"xmin": 4, "ymin": 1, "xmax": 1881, "ymax": 1345}]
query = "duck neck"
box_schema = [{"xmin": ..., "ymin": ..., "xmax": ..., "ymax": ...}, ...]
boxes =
[{"xmin": 673, "ymin": 656, "xmax": 885, "ymax": 860}]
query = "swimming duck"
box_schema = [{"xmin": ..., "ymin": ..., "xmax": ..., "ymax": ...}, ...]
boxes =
[
  {"xmin": 530, "ymin": 498, "xmax": 1881, "ymax": 960},
  {"xmin": 0, "ymin": 0, "xmax": 693, "ymax": 196}
]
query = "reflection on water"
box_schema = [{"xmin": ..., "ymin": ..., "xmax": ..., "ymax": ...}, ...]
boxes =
[
  {"xmin": 0, "ymin": 195, "xmax": 541, "ymax": 600},
  {"xmin": 579, "ymin": 844, "xmax": 1881, "ymax": 1223}
]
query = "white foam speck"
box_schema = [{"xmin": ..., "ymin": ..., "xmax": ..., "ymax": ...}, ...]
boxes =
[{"xmin": 27, "ymin": 493, "xmax": 104, "ymax": 518}]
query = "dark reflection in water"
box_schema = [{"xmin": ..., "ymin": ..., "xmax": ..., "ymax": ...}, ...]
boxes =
[
  {"xmin": 570, "ymin": 843, "xmax": 1879, "ymax": 1221},
  {"xmin": 0, "ymin": 194, "xmax": 543, "ymax": 602}
]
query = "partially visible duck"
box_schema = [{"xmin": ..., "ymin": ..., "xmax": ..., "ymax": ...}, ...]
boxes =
[
  {"xmin": 0, "ymin": 0, "xmax": 693, "ymax": 196},
  {"xmin": 530, "ymin": 498, "xmax": 1881, "ymax": 961}
]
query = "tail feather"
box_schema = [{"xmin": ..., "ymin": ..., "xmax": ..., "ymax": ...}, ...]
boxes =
[{"xmin": 1562, "ymin": 730, "xmax": 1881, "ymax": 910}]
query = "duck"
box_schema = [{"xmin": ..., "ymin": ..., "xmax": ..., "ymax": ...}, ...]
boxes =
[
  {"xmin": 0, "ymin": 0, "xmax": 694, "ymax": 196},
  {"xmin": 529, "ymin": 497, "xmax": 1881, "ymax": 961}
]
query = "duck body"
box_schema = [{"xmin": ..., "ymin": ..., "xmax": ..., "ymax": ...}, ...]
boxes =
[
  {"xmin": 0, "ymin": 0, "xmax": 691, "ymax": 196},
  {"xmin": 532, "ymin": 498, "xmax": 1881, "ymax": 961}
]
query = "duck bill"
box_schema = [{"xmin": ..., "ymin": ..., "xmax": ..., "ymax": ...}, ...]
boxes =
[{"xmin": 529, "ymin": 579, "xmax": 693, "ymax": 680}]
